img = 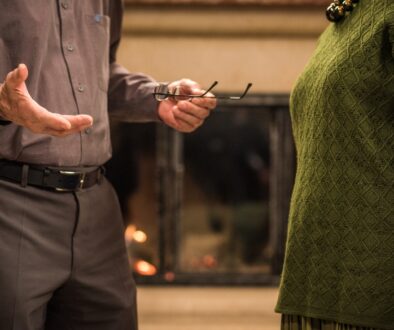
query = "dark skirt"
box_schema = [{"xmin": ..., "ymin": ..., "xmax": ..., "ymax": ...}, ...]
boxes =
[{"xmin": 281, "ymin": 315, "xmax": 384, "ymax": 330}]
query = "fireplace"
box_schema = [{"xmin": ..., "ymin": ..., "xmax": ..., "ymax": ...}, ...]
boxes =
[{"xmin": 106, "ymin": 93, "xmax": 295, "ymax": 285}]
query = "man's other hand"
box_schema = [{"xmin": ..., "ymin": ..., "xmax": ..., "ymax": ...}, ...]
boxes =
[
  {"xmin": 157, "ymin": 79, "xmax": 216, "ymax": 133},
  {"xmin": 0, "ymin": 64, "xmax": 93, "ymax": 137}
]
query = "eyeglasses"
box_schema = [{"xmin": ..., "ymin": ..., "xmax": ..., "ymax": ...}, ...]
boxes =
[{"xmin": 153, "ymin": 81, "xmax": 253, "ymax": 102}]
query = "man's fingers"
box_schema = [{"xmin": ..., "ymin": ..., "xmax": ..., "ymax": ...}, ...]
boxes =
[
  {"xmin": 6, "ymin": 64, "xmax": 29, "ymax": 88},
  {"xmin": 36, "ymin": 115, "xmax": 93, "ymax": 137},
  {"xmin": 168, "ymin": 79, "xmax": 201, "ymax": 97},
  {"xmin": 44, "ymin": 114, "xmax": 93, "ymax": 135},
  {"xmin": 191, "ymin": 90, "xmax": 217, "ymax": 110},
  {"xmin": 173, "ymin": 96, "xmax": 216, "ymax": 133},
  {"xmin": 63, "ymin": 114, "xmax": 93, "ymax": 129},
  {"xmin": 35, "ymin": 111, "xmax": 72, "ymax": 131},
  {"xmin": 43, "ymin": 124, "xmax": 92, "ymax": 137},
  {"xmin": 173, "ymin": 105, "xmax": 203, "ymax": 129},
  {"xmin": 177, "ymin": 101, "xmax": 211, "ymax": 120},
  {"xmin": 173, "ymin": 118, "xmax": 197, "ymax": 133},
  {"xmin": 173, "ymin": 79, "xmax": 200, "ymax": 90}
]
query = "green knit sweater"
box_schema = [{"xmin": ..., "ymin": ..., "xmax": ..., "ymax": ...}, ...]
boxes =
[{"xmin": 276, "ymin": 1, "xmax": 394, "ymax": 329}]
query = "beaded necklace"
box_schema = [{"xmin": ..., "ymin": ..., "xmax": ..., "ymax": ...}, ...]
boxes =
[{"xmin": 326, "ymin": 0, "xmax": 359, "ymax": 22}]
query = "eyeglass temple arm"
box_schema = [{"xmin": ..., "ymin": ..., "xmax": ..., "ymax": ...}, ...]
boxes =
[
  {"xmin": 197, "ymin": 81, "xmax": 218, "ymax": 97},
  {"xmin": 196, "ymin": 82, "xmax": 252, "ymax": 99},
  {"xmin": 213, "ymin": 83, "xmax": 252, "ymax": 100},
  {"xmin": 234, "ymin": 83, "xmax": 253, "ymax": 99}
]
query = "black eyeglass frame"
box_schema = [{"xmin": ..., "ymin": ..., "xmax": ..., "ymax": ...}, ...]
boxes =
[{"xmin": 153, "ymin": 81, "xmax": 253, "ymax": 101}]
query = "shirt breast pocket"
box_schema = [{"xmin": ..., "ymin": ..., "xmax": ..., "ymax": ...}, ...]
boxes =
[{"xmin": 83, "ymin": 14, "xmax": 110, "ymax": 93}]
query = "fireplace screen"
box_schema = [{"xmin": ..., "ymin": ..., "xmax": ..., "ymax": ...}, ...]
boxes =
[{"xmin": 106, "ymin": 95, "xmax": 294, "ymax": 285}]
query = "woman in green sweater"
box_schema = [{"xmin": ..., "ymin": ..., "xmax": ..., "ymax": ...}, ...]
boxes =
[{"xmin": 275, "ymin": 0, "xmax": 393, "ymax": 329}]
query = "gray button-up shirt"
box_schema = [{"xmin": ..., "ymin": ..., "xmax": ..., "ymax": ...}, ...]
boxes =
[{"xmin": 0, "ymin": 0, "xmax": 159, "ymax": 166}]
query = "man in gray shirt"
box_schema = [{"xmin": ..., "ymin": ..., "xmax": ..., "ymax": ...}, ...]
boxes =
[{"xmin": 0, "ymin": 1, "xmax": 216, "ymax": 329}]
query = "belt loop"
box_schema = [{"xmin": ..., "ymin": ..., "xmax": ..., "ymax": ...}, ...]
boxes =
[
  {"xmin": 21, "ymin": 164, "xmax": 29, "ymax": 188},
  {"xmin": 43, "ymin": 168, "xmax": 51, "ymax": 186}
]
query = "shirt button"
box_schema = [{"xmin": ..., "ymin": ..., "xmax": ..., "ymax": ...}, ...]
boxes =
[
  {"xmin": 61, "ymin": 2, "xmax": 69, "ymax": 9},
  {"xmin": 85, "ymin": 127, "xmax": 92, "ymax": 135},
  {"xmin": 66, "ymin": 44, "xmax": 74, "ymax": 52},
  {"xmin": 77, "ymin": 84, "xmax": 85, "ymax": 92}
]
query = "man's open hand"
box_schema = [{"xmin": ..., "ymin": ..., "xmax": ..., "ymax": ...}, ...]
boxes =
[{"xmin": 0, "ymin": 64, "xmax": 93, "ymax": 137}]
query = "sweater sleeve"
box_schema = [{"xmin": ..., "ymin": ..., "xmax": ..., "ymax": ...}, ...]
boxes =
[
  {"xmin": 106, "ymin": 0, "xmax": 160, "ymax": 122},
  {"xmin": 387, "ymin": 3, "xmax": 394, "ymax": 58}
]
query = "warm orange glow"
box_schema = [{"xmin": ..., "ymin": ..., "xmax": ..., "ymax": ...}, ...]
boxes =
[
  {"xmin": 164, "ymin": 272, "xmax": 175, "ymax": 282},
  {"xmin": 133, "ymin": 260, "xmax": 157, "ymax": 276},
  {"xmin": 125, "ymin": 226, "xmax": 148, "ymax": 244},
  {"xmin": 124, "ymin": 225, "xmax": 137, "ymax": 243},
  {"xmin": 133, "ymin": 230, "xmax": 147, "ymax": 243},
  {"xmin": 202, "ymin": 255, "xmax": 218, "ymax": 268}
]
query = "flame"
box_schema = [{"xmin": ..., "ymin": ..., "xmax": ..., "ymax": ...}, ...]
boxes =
[
  {"xmin": 125, "ymin": 225, "xmax": 147, "ymax": 244},
  {"xmin": 125, "ymin": 225, "xmax": 136, "ymax": 243},
  {"xmin": 134, "ymin": 260, "xmax": 157, "ymax": 276},
  {"xmin": 164, "ymin": 272, "xmax": 175, "ymax": 282},
  {"xmin": 133, "ymin": 230, "xmax": 147, "ymax": 243},
  {"xmin": 202, "ymin": 255, "xmax": 217, "ymax": 268}
]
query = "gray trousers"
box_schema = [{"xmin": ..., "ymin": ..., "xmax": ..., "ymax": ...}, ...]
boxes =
[{"xmin": 0, "ymin": 177, "xmax": 137, "ymax": 330}]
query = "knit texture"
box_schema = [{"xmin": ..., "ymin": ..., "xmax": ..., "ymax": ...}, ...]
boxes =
[{"xmin": 276, "ymin": 1, "xmax": 394, "ymax": 329}]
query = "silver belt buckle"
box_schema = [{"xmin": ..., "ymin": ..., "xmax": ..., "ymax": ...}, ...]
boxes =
[{"xmin": 56, "ymin": 170, "xmax": 86, "ymax": 192}]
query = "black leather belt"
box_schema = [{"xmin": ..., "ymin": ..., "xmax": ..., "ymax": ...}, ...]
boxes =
[{"xmin": 0, "ymin": 160, "xmax": 104, "ymax": 192}]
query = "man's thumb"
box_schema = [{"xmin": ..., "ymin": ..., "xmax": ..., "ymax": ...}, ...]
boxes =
[
  {"xmin": 6, "ymin": 63, "xmax": 29, "ymax": 88},
  {"xmin": 16, "ymin": 64, "xmax": 29, "ymax": 82}
]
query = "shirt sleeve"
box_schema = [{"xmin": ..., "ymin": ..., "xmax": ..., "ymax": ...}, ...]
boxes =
[{"xmin": 107, "ymin": 0, "xmax": 160, "ymax": 122}]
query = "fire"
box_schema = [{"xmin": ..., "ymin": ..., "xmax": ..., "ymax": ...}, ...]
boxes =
[
  {"xmin": 133, "ymin": 230, "xmax": 147, "ymax": 243},
  {"xmin": 124, "ymin": 225, "xmax": 136, "ymax": 243},
  {"xmin": 124, "ymin": 225, "xmax": 147, "ymax": 243},
  {"xmin": 133, "ymin": 260, "xmax": 157, "ymax": 276}
]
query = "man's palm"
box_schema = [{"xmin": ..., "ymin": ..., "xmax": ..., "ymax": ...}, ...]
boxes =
[{"xmin": 0, "ymin": 64, "xmax": 93, "ymax": 136}]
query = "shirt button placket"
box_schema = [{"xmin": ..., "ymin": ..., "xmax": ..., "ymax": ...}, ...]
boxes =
[{"xmin": 58, "ymin": 0, "xmax": 91, "ymax": 162}]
